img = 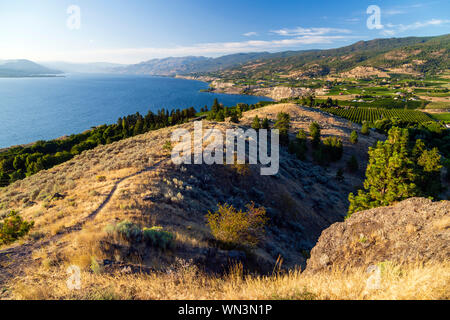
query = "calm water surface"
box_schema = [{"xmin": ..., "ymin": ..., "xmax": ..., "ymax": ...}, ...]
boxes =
[{"xmin": 0, "ymin": 74, "xmax": 271, "ymax": 148}]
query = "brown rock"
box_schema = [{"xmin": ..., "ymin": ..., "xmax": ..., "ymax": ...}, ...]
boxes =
[{"xmin": 305, "ymin": 198, "xmax": 450, "ymax": 273}]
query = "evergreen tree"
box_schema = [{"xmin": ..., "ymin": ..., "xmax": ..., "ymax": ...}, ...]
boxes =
[
  {"xmin": 274, "ymin": 112, "xmax": 290, "ymax": 145},
  {"xmin": 309, "ymin": 122, "xmax": 321, "ymax": 148},
  {"xmin": 251, "ymin": 116, "xmax": 261, "ymax": 130},
  {"xmin": 416, "ymin": 147, "xmax": 442, "ymax": 197},
  {"xmin": 348, "ymin": 127, "xmax": 418, "ymax": 216},
  {"xmin": 230, "ymin": 112, "xmax": 239, "ymax": 123},
  {"xmin": 215, "ymin": 110, "xmax": 225, "ymax": 122},
  {"xmin": 261, "ymin": 117, "xmax": 270, "ymax": 129},
  {"xmin": 211, "ymin": 98, "xmax": 221, "ymax": 113},
  {"xmin": 133, "ymin": 117, "xmax": 144, "ymax": 136}
]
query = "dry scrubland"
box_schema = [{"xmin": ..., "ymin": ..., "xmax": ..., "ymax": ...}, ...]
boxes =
[{"xmin": 0, "ymin": 103, "xmax": 448, "ymax": 300}]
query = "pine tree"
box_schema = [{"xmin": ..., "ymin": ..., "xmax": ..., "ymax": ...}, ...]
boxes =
[
  {"xmin": 416, "ymin": 147, "xmax": 442, "ymax": 197},
  {"xmin": 251, "ymin": 116, "xmax": 261, "ymax": 130},
  {"xmin": 348, "ymin": 127, "xmax": 418, "ymax": 216},
  {"xmin": 211, "ymin": 98, "xmax": 221, "ymax": 113},
  {"xmin": 230, "ymin": 112, "xmax": 239, "ymax": 123},
  {"xmin": 309, "ymin": 122, "xmax": 321, "ymax": 148},
  {"xmin": 274, "ymin": 112, "xmax": 290, "ymax": 145},
  {"xmin": 261, "ymin": 117, "xmax": 270, "ymax": 129},
  {"xmin": 215, "ymin": 110, "xmax": 225, "ymax": 122}
]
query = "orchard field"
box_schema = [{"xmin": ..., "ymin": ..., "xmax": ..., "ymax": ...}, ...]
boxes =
[{"xmin": 322, "ymin": 107, "xmax": 434, "ymax": 124}]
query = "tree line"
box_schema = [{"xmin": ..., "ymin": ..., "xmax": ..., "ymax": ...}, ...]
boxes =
[{"xmin": 0, "ymin": 106, "xmax": 198, "ymax": 187}]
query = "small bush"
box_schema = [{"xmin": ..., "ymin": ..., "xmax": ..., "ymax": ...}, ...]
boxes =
[
  {"xmin": 206, "ymin": 202, "xmax": 268, "ymax": 247},
  {"xmin": 143, "ymin": 226, "xmax": 174, "ymax": 250},
  {"xmin": 163, "ymin": 140, "xmax": 172, "ymax": 151},
  {"xmin": 361, "ymin": 122, "xmax": 370, "ymax": 135},
  {"xmin": 105, "ymin": 220, "xmax": 142, "ymax": 242},
  {"xmin": 0, "ymin": 211, "xmax": 34, "ymax": 245},
  {"xmin": 350, "ymin": 131, "xmax": 358, "ymax": 144},
  {"xmin": 105, "ymin": 221, "xmax": 174, "ymax": 251},
  {"xmin": 96, "ymin": 175, "xmax": 106, "ymax": 182}
]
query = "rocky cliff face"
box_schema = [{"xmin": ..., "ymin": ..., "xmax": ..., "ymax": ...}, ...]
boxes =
[
  {"xmin": 208, "ymin": 80, "xmax": 315, "ymax": 100},
  {"xmin": 305, "ymin": 198, "xmax": 450, "ymax": 273}
]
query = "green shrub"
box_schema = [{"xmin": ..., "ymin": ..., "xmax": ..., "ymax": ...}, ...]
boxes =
[
  {"xmin": 361, "ymin": 122, "xmax": 370, "ymax": 135},
  {"xmin": 350, "ymin": 130, "xmax": 358, "ymax": 144},
  {"xmin": 105, "ymin": 221, "xmax": 174, "ymax": 251},
  {"xmin": 206, "ymin": 202, "xmax": 268, "ymax": 247},
  {"xmin": 143, "ymin": 226, "xmax": 174, "ymax": 250},
  {"xmin": 105, "ymin": 220, "xmax": 142, "ymax": 242},
  {"xmin": 0, "ymin": 211, "xmax": 34, "ymax": 245}
]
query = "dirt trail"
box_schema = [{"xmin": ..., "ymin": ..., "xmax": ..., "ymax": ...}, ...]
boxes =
[{"xmin": 0, "ymin": 157, "xmax": 169, "ymax": 293}]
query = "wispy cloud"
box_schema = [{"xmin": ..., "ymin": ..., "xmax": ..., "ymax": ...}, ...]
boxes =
[
  {"xmin": 243, "ymin": 31, "xmax": 258, "ymax": 37},
  {"xmin": 16, "ymin": 35, "xmax": 352, "ymax": 63},
  {"xmin": 381, "ymin": 18, "xmax": 450, "ymax": 36},
  {"xmin": 271, "ymin": 27, "xmax": 351, "ymax": 36},
  {"xmin": 345, "ymin": 18, "xmax": 360, "ymax": 22},
  {"xmin": 384, "ymin": 9, "xmax": 406, "ymax": 16}
]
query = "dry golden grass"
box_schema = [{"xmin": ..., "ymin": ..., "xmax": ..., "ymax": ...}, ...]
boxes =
[{"xmin": 10, "ymin": 260, "xmax": 449, "ymax": 300}]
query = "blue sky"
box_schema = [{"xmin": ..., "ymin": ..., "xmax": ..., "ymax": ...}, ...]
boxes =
[{"xmin": 0, "ymin": 0, "xmax": 449, "ymax": 64}]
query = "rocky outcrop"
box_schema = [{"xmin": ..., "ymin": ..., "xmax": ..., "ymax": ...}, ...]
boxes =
[
  {"xmin": 208, "ymin": 80, "xmax": 315, "ymax": 101},
  {"xmin": 305, "ymin": 198, "xmax": 450, "ymax": 273},
  {"xmin": 252, "ymin": 86, "xmax": 314, "ymax": 100}
]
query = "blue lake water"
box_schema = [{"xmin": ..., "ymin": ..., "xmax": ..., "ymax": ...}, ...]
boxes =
[{"xmin": 0, "ymin": 74, "xmax": 271, "ymax": 148}]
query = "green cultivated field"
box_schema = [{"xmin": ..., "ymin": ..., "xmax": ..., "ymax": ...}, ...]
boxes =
[
  {"xmin": 429, "ymin": 113, "xmax": 450, "ymax": 123},
  {"xmin": 322, "ymin": 107, "xmax": 434, "ymax": 124}
]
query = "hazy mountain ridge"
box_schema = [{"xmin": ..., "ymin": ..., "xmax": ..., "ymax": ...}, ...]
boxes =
[
  {"xmin": 40, "ymin": 61, "xmax": 125, "ymax": 74},
  {"xmin": 0, "ymin": 59, "xmax": 62, "ymax": 77},
  {"xmin": 114, "ymin": 52, "xmax": 272, "ymax": 76}
]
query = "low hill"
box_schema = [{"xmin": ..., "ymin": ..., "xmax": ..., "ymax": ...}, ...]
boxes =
[
  {"xmin": 0, "ymin": 103, "xmax": 448, "ymax": 300},
  {"xmin": 0, "ymin": 59, "xmax": 62, "ymax": 77},
  {"xmin": 0, "ymin": 103, "xmax": 382, "ymax": 293}
]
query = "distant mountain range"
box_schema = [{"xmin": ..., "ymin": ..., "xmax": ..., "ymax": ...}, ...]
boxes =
[
  {"xmin": 0, "ymin": 59, "xmax": 62, "ymax": 77},
  {"xmin": 40, "ymin": 61, "xmax": 125, "ymax": 74},
  {"xmin": 4, "ymin": 34, "xmax": 448, "ymax": 78},
  {"xmin": 113, "ymin": 52, "xmax": 272, "ymax": 76},
  {"xmin": 207, "ymin": 34, "xmax": 450, "ymax": 79},
  {"xmin": 111, "ymin": 34, "xmax": 450, "ymax": 78}
]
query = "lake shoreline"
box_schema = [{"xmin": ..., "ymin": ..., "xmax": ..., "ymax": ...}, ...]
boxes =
[{"xmin": 0, "ymin": 74, "xmax": 272, "ymax": 150}]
